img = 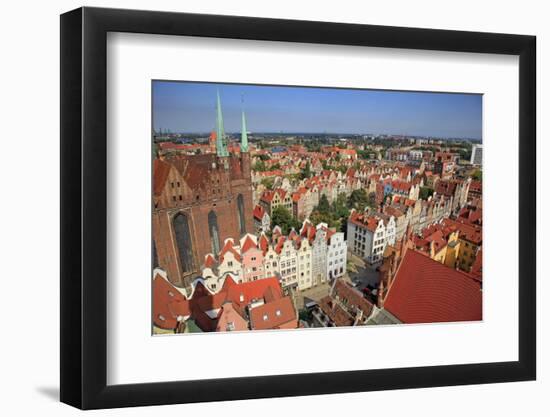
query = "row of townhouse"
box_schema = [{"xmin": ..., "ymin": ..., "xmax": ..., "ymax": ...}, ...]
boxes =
[
  {"xmin": 200, "ymin": 221, "xmax": 347, "ymax": 294},
  {"xmin": 347, "ymin": 186, "xmax": 465, "ymax": 268},
  {"xmin": 258, "ymin": 172, "xmax": 361, "ymax": 221}
]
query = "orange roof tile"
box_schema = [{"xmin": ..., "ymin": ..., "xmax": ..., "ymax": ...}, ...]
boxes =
[
  {"xmin": 384, "ymin": 250, "xmax": 482, "ymax": 323},
  {"xmin": 153, "ymin": 159, "xmax": 171, "ymax": 196},
  {"xmin": 249, "ymin": 297, "xmax": 297, "ymax": 330},
  {"xmin": 253, "ymin": 205, "xmax": 266, "ymax": 221},
  {"xmin": 152, "ymin": 275, "xmax": 190, "ymax": 330},
  {"xmin": 241, "ymin": 235, "xmax": 258, "ymax": 254}
]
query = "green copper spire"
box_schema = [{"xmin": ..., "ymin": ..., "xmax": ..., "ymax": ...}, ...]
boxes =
[
  {"xmin": 240, "ymin": 110, "xmax": 249, "ymax": 152},
  {"xmin": 216, "ymin": 90, "xmax": 229, "ymax": 157}
]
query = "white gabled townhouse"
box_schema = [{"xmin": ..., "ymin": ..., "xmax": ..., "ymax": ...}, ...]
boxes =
[
  {"xmin": 326, "ymin": 231, "xmax": 347, "ymax": 280},
  {"xmin": 275, "ymin": 237, "xmax": 299, "ymax": 291},
  {"xmin": 296, "ymin": 238, "xmax": 313, "ymax": 291},
  {"xmin": 311, "ymin": 224, "xmax": 328, "ymax": 286},
  {"xmin": 347, "ymin": 210, "xmax": 396, "ymax": 265}
]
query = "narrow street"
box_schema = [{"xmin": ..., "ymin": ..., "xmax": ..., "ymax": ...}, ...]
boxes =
[
  {"xmin": 346, "ymin": 253, "xmax": 380, "ymax": 291},
  {"xmin": 293, "ymin": 282, "xmax": 332, "ymax": 310}
]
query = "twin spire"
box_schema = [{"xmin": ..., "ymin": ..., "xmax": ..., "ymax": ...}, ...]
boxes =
[{"xmin": 215, "ymin": 89, "xmax": 249, "ymax": 157}]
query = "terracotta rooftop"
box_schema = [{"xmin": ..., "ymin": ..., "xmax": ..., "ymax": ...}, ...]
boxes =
[
  {"xmin": 249, "ymin": 296, "xmax": 297, "ymax": 330},
  {"xmin": 152, "ymin": 274, "xmax": 190, "ymax": 330},
  {"xmin": 349, "ymin": 211, "xmax": 380, "ymax": 232},
  {"xmin": 253, "ymin": 204, "xmax": 266, "ymax": 221},
  {"xmin": 240, "ymin": 235, "xmax": 258, "ymax": 254},
  {"xmin": 384, "ymin": 249, "xmax": 482, "ymax": 324},
  {"xmin": 318, "ymin": 296, "xmax": 354, "ymax": 327},
  {"xmin": 219, "ymin": 239, "xmax": 241, "ymax": 263},
  {"xmin": 153, "ymin": 159, "xmax": 172, "ymax": 196},
  {"xmin": 442, "ymin": 218, "xmax": 482, "ymax": 245},
  {"xmin": 204, "ymin": 253, "xmax": 217, "ymax": 269}
]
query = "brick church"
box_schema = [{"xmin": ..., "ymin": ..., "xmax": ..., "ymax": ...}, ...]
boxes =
[{"xmin": 152, "ymin": 92, "xmax": 253, "ymax": 290}]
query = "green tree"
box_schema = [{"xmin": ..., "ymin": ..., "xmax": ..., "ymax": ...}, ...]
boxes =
[
  {"xmin": 271, "ymin": 206, "xmax": 301, "ymax": 235},
  {"xmin": 300, "ymin": 161, "xmax": 312, "ymax": 180},
  {"xmin": 253, "ymin": 160, "xmax": 267, "ymax": 172},
  {"xmin": 367, "ymin": 192, "xmax": 376, "ymax": 208},
  {"xmin": 332, "ymin": 193, "xmax": 350, "ymax": 219},
  {"xmin": 260, "ymin": 177, "xmax": 275, "ymax": 189},
  {"xmin": 317, "ymin": 194, "xmax": 330, "ymax": 214},
  {"xmin": 348, "ymin": 189, "xmax": 367, "ymax": 210},
  {"xmin": 348, "ymin": 189, "xmax": 377, "ymax": 212},
  {"xmin": 419, "ymin": 186, "xmax": 434, "ymax": 200},
  {"xmin": 471, "ymin": 169, "xmax": 482, "ymax": 181},
  {"xmin": 310, "ymin": 210, "xmax": 334, "ymax": 228}
]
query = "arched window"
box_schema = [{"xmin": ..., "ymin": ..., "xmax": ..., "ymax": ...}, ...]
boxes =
[
  {"xmin": 237, "ymin": 194, "xmax": 246, "ymax": 235},
  {"xmin": 208, "ymin": 210, "xmax": 221, "ymax": 255},
  {"xmin": 152, "ymin": 240, "xmax": 159, "ymax": 269},
  {"xmin": 173, "ymin": 213, "xmax": 194, "ymax": 273}
]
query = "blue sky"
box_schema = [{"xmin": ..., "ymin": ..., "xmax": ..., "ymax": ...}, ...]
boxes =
[{"xmin": 153, "ymin": 81, "xmax": 482, "ymax": 139}]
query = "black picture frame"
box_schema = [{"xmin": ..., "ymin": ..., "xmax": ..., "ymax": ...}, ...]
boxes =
[{"xmin": 60, "ymin": 6, "xmax": 536, "ymax": 410}]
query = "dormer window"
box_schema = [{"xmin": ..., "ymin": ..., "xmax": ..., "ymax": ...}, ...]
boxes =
[
  {"xmin": 263, "ymin": 314, "xmax": 268, "ymax": 321},
  {"xmin": 158, "ymin": 314, "xmax": 165, "ymax": 321},
  {"xmin": 276, "ymin": 310, "xmax": 281, "ymax": 317}
]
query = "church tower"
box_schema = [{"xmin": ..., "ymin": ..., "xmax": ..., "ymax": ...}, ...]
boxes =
[
  {"xmin": 240, "ymin": 109, "xmax": 251, "ymax": 176},
  {"xmin": 216, "ymin": 90, "xmax": 229, "ymax": 168}
]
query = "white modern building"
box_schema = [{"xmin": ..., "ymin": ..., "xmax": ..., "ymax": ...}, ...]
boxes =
[{"xmin": 470, "ymin": 144, "xmax": 483, "ymax": 166}]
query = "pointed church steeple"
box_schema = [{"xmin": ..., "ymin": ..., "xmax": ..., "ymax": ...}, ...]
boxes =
[
  {"xmin": 216, "ymin": 90, "xmax": 229, "ymax": 157},
  {"xmin": 240, "ymin": 110, "xmax": 249, "ymax": 153}
]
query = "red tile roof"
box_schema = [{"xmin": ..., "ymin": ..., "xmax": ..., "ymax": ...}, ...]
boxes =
[
  {"xmin": 384, "ymin": 250, "xmax": 482, "ymax": 324},
  {"xmin": 253, "ymin": 204, "xmax": 266, "ymax": 221},
  {"xmin": 152, "ymin": 274, "xmax": 190, "ymax": 330},
  {"xmin": 260, "ymin": 188, "xmax": 287, "ymax": 203},
  {"xmin": 349, "ymin": 211, "xmax": 379, "ymax": 232},
  {"xmin": 204, "ymin": 253, "xmax": 217, "ymax": 268},
  {"xmin": 442, "ymin": 218, "xmax": 482, "ymax": 245},
  {"xmin": 152, "ymin": 159, "xmax": 171, "ymax": 196},
  {"xmin": 249, "ymin": 297, "xmax": 297, "ymax": 330},
  {"xmin": 225, "ymin": 276, "xmax": 283, "ymax": 309},
  {"xmin": 274, "ymin": 236, "xmax": 286, "ymax": 254},
  {"xmin": 219, "ymin": 239, "xmax": 241, "ymax": 262},
  {"xmin": 258, "ymin": 234, "xmax": 270, "ymax": 255},
  {"xmin": 435, "ymin": 179, "xmax": 459, "ymax": 197},
  {"xmin": 384, "ymin": 205, "xmax": 405, "ymax": 218},
  {"xmin": 457, "ymin": 207, "xmax": 482, "ymax": 226},
  {"xmin": 319, "ymin": 296, "xmax": 354, "ymax": 327},
  {"xmin": 470, "ymin": 249, "xmax": 482, "ymax": 280},
  {"xmin": 391, "ymin": 180, "xmax": 412, "ymax": 192},
  {"xmin": 240, "ymin": 235, "xmax": 257, "ymax": 254}
]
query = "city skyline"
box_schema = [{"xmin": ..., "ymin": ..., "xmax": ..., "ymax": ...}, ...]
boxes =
[{"xmin": 153, "ymin": 81, "xmax": 483, "ymax": 139}]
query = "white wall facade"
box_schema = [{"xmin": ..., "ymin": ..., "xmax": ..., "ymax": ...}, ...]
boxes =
[{"xmin": 326, "ymin": 232, "xmax": 347, "ymax": 279}]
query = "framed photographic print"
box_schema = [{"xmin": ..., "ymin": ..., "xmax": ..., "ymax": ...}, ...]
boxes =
[{"xmin": 60, "ymin": 6, "xmax": 536, "ymax": 410}]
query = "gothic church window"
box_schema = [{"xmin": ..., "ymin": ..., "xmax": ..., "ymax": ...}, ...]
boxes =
[{"xmin": 173, "ymin": 213, "xmax": 194, "ymax": 273}]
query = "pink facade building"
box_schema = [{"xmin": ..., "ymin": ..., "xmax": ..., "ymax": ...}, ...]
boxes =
[{"xmin": 240, "ymin": 234, "xmax": 265, "ymax": 282}]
